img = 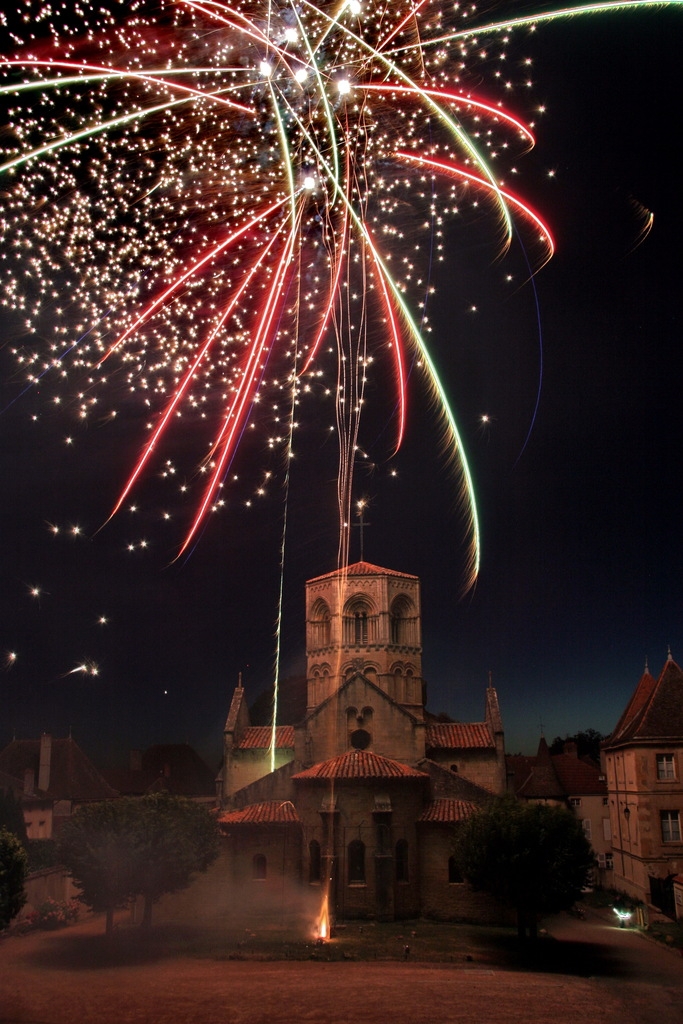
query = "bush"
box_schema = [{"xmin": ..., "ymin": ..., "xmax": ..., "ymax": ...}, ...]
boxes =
[{"xmin": 24, "ymin": 898, "xmax": 79, "ymax": 930}]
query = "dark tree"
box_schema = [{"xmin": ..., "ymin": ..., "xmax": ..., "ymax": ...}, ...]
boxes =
[
  {"xmin": 549, "ymin": 730, "xmax": 605, "ymax": 763},
  {"xmin": 0, "ymin": 827, "xmax": 28, "ymax": 930},
  {"xmin": 59, "ymin": 793, "xmax": 220, "ymax": 934},
  {"xmin": 131, "ymin": 792, "xmax": 220, "ymax": 928},
  {"xmin": 58, "ymin": 800, "xmax": 140, "ymax": 936},
  {"xmin": 0, "ymin": 789, "xmax": 28, "ymax": 846},
  {"xmin": 454, "ymin": 795, "xmax": 594, "ymax": 939}
]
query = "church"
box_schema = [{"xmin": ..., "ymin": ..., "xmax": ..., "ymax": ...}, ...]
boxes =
[{"xmin": 216, "ymin": 561, "xmax": 508, "ymax": 923}]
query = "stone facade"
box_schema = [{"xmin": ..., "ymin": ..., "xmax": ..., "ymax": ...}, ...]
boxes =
[
  {"xmin": 218, "ymin": 561, "xmax": 508, "ymax": 924},
  {"xmin": 603, "ymin": 654, "xmax": 683, "ymax": 917}
]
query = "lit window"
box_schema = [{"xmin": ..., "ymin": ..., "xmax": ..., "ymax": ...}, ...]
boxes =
[
  {"xmin": 656, "ymin": 754, "xmax": 676, "ymax": 781},
  {"xmin": 660, "ymin": 811, "xmax": 681, "ymax": 843}
]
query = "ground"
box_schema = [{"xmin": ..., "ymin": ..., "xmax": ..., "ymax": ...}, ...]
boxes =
[{"xmin": 1, "ymin": 909, "xmax": 681, "ymax": 1024}]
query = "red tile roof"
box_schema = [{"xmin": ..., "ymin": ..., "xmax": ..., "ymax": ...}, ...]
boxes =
[
  {"xmin": 418, "ymin": 799, "xmax": 478, "ymax": 823},
  {"xmin": 218, "ymin": 801, "xmax": 301, "ymax": 825},
  {"xmin": 308, "ymin": 561, "xmax": 418, "ymax": 583},
  {"xmin": 292, "ymin": 749, "xmax": 428, "ymax": 780},
  {"xmin": 607, "ymin": 657, "xmax": 683, "ymax": 745},
  {"xmin": 426, "ymin": 723, "xmax": 494, "ymax": 750},
  {"xmin": 236, "ymin": 726, "xmax": 295, "ymax": 750},
  {"xmin": 0, "ymin": 736, "xmax": 117, "ymax": 801}
]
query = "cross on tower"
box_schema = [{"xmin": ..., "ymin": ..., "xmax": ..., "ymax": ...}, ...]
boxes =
[{"xmin": 353, "ymin": 501, "xmax": 371, "ymax": 561}]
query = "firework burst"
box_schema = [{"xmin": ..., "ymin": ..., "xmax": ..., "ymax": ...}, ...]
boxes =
[{"xmin": 1, "ymin": 1, "xmax": 676, "ymax": 587}]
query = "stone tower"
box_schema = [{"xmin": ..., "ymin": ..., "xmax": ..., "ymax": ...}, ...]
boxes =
[{"xmin": 305, "ymin": 561, "xmax": 424, "ymax": 719}]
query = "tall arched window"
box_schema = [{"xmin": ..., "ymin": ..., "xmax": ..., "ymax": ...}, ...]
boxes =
[
  {"xmin": 309, "ymin": 840, "xmax": 321, "ymax": 884},
  {"xmin": 253, "ymin": 854, "xmax": 267, "ymax": 880},
  {"xmin": 348, "ymin": 839, "xmax": 366, "ymax": 883},
  {"xmin": 309, "ymin": 599, "xmax": 331, "ymax": 648},
  {"xmin": 395, "ymin": 839, "xmax": 409, "ymax": 883},
  {"xmin": 344, "ymin": 598, "xmax": 373, "ymax": 645},
  {"xmin": 390, "ymin": 596, "xmax": 415, "ymax": 645}
]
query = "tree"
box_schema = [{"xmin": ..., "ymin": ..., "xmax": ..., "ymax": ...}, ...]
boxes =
[
  {"xmin": 0, "ymin": 827, "xmax": 28, "ymax": 930},
  {"xmin": 131, "ymin": 792, "xmax": 220, "ymax": 928},
  {"xmin": 454, "ymin": 795, "xmax": 594, "ymax": 940},
  {"xmin": 549, "ymin": 729, "xmax": 605, "ymax": 762},
  {"xmin": 58, "ymin": 793, "xmax": 220, "ymax": 934},
  {"xmin": 58, "ymin": 799, "xmax": 140, "ymax": 936},
  {"xmin": 0, "ymin": 788, "xmax": 28, "ymax": 846}
]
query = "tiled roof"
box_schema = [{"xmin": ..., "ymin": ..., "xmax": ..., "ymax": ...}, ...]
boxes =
[
  {"xmin": 218, "ymin": 801, "xmax": 301, "ymax": 825},
  {"xmin": 552, "ymin": 754, "xmax": 606, "ymax": 795},
  {"xmin": 506, "ymin": 742, "xmax": 606, "ymax": 799},
  {"xmin": 426, "ymin": 723, "xmax": 494, "ymax": 750},
  {"xmin": 102, "ymin": 743, "xmax": 216, "ymax": 797},
  {"xmin": 292, "ymin": 749, "xmax": 428, "ymax": 780},
  {"xmin": 418, "ymin": 798, "xmax": 478, "ymax": 823},
  {"xmin": 308, "ymin": 561, "xmax": 418, "ymax": 583},
  {"xmin": 236, "ymin": 726, "xmax": 295, "ymax": 750},
  {"xmin": 607, "ymin": 657, "xmax": 683, "ymax": 745},
  {"xmin": 0, "ymin": 736, "xmax": 117, "ymax": 802}
]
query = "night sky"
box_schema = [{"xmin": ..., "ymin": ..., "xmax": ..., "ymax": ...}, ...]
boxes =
[{"xmin": 1, "ymin": 4, "xmax": 682, "ymax": 770}]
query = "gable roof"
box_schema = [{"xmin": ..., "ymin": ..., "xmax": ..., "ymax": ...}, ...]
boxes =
[
  {"xmin": 425, "ymin": 722, "xmax": 494, "ymax": 750},
  {"xmin": 302, "ymin": 671, "xmax": 420, "ymax": 726},
  {"xmin": 218, "ymin": 800, "xmax": 301, "ymax": 825},
  {"xmin": 506, "ymin": 739, "xmax": 606, "ymax": 800},
  {"xmin": 103, "ymin": 743, "xmax": 216, "ymax": 797},
  {"xmin": 308, "ymin": 561, "xmax": 418, "ymax": 583},
  {"xmin": 607, "ymin": 656, "xmax": 683, "ymax": 746},
  {"xmin": 0, "ymin": 736, "xmax": 117, "ymax": 802},
  {"xmin": 292, "ymin": 749, "xmax": 428, "ymax": 781},
  {"xmin": 418, "ymin": 798, "xmax": 478, "ymax": 823},
  {"xmin": 236, "ymin": 726, "xmax": 295, "ymax": 750}
]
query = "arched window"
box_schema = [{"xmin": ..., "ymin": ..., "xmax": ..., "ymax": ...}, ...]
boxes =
[
  {"xmin": 448, "ymin": 856, "xmax": 463, "ymax": 884},
  {"xmin": 395, "ymin": 839, "xmax": 409, "ymax": 883},
  {"xmin": 348, "ymin": 839, "xmax": 366, "ymax": 883},
  {"xmin": 253, "ymin": 854, "xmax": 267, "ymax": 880},
  {"xmin": 390, "ymin": 596, "xmax": 415, "ymax": 645},
  {"xmin": 344, "ymin": 598, "xmax": 373, "ymax": 646},
  {"xmin": 309, "ymin": 600, "xmax": 331, "ymax": 648},
  {"xmin": 309, "ymin": 840, "xmax": 321, "ymax": 884}
]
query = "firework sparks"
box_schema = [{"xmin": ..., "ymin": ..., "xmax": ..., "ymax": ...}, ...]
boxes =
[{"xmin": 1, "ymin": 0, "xmax": 678, "ymax": 590}]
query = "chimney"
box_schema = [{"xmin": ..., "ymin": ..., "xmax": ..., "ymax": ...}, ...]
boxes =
[
  {"xmin": 38, "ymin": 733, "xmax": 52, "ymax": 791},
  {"xmin": 23, "ymin": 767, "xmax": 35, "ymax": 796}
]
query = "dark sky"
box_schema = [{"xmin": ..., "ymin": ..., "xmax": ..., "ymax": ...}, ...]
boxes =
[{"xmin": 1, "ymin": 4, "xmax": 681, "ymax": 769}]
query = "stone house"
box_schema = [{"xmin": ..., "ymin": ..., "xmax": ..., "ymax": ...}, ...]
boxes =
[
  {"xmin": 217, "ymin": 560, "xmax": 508, "ymax": 924},
  {"xmin": 507, "ymin": 737, "xmax": 613, "ymax": 887},
  {"xmin": 0, "ymin": 733, "xmax": 117, "ymax": 839},
  {"xmin": 602, "ymin": 653, "xmax": 683, "ymax": 917}
]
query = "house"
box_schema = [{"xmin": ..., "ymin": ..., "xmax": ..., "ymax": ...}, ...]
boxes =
[
  {"xmin": 0, "ymin": 733, "xmax": 117, "ymax": 839},
  {"xmin": 216, "ymin": 560, "xmax": 508, "ymax": 924},
  {"xmin": 602, "ymin": 653, "xmax": 683, "ymax": 917},
  {"xmin": 102, "ymin": 744, "xmax": 216, "ymax": 803},
  {"xmin": 507, "ymin": 737, "xmax": 613, "ymax": 886}
]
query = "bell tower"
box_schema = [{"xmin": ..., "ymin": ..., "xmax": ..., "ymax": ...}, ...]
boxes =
[{"xmin": 305, "ymin": 561, "xmax": 424, "ymax": 719}]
